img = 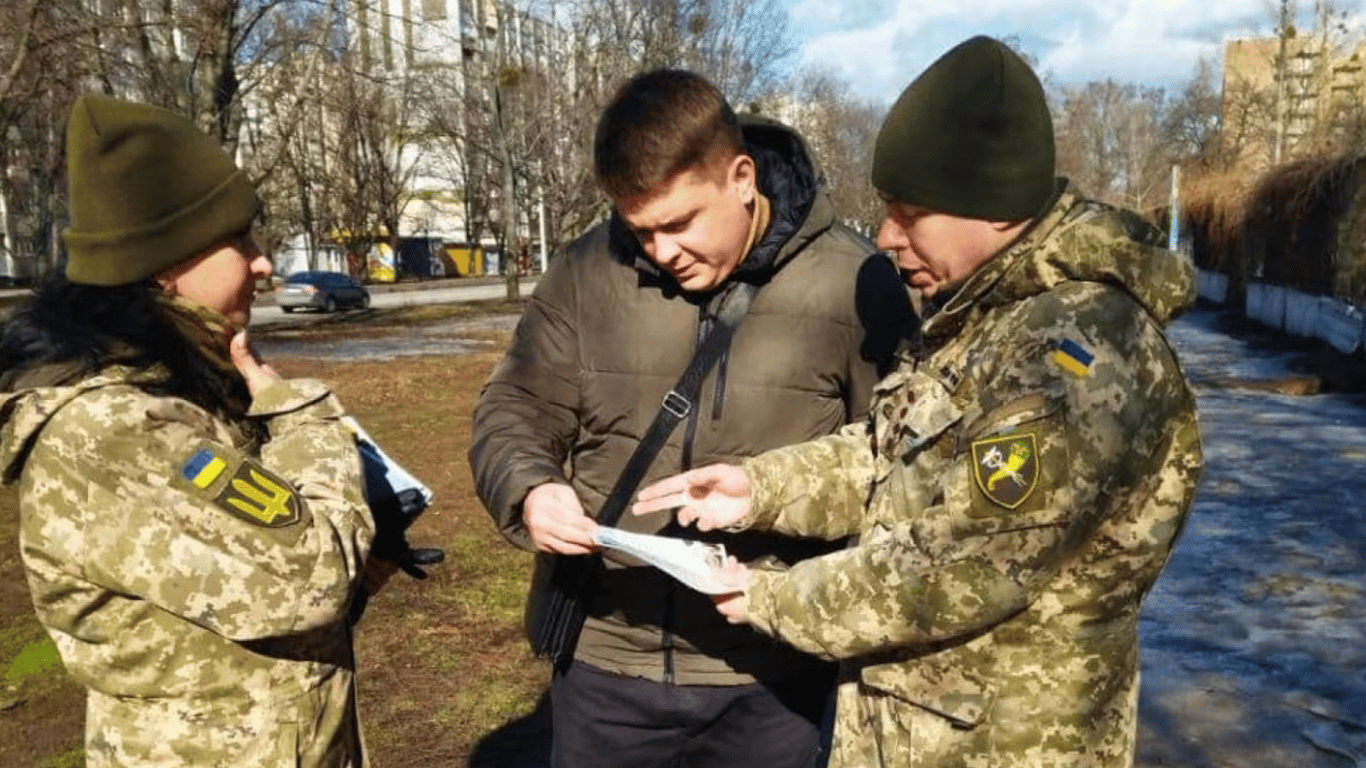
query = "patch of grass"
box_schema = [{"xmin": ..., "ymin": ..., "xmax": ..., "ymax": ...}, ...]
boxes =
[
  {"xmin": 38, "ymin": 745, "xmax": 84, "ymax": 768},
  {"xmin": 0, "ymin": 490, "xmax": 86, "ymax": 768},
  {"xmin": 444, "ymin": 534, "xmax": 532, "ymax": 627},
  {"xmin": 453, "ymin": 665, "xmax": 540, "ymax": 725},
  {"xmin": 5, "ymin": 637, "xmax": 62, "ymax": 686},
  {"xmin": 255, "ymin": 299, "xmax": 526, "ymax": 341},
  {"xmin": 0, "ymin": 625, "xmax": 46, "ymax": 663}
]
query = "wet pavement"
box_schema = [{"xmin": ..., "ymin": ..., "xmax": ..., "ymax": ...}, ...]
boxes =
[
  {"xmin": 254, "ymin": 315, "xmax": 519, "ymax": 361},
  {"xmin": 1138, "ymin": 307, "xmax": 1366, "ymax": 768}
]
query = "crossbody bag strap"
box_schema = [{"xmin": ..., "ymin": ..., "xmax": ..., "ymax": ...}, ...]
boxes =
[
  {"xmin": 529, "ymin": 281, "xmax": 760, "ymax": 670},
  {"xmin": 595, "ymin": 281, "xmax": 758, "ymax": 528}
]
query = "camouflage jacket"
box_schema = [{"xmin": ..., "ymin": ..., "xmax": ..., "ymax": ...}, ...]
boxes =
[
  {"xmin": 0, "ymin": 365, "xmax": 373, "ymax": 768},
  {"xmin": 737, "ymin": 184, "xmax": 1203, "ymax": 767}
]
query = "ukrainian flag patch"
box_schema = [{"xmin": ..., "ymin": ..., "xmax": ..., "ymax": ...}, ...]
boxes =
[
  {"xmin": 182, "ymin": 449, "xmax": 227, "ymax": 489},
  {"xmin": 1052, "ymin": 339, "xmax": 1094, "ymax": 378}
]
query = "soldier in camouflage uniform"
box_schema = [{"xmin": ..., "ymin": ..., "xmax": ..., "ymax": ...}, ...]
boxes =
[
  {"xmin": 634, "ymin": 37, "xmax": 1203, "ymax": 767},
  {"xmin": 0, "ymin": 95, "xmax": 372, "ymax": 767}
]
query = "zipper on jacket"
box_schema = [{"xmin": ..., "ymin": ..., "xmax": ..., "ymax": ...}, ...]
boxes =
[
  {"xmin": 667, "ymin": 303, "xmax": 713, "ymax": 685},
  {"xmin": 711, "ymin": 349, "xmax": 729, "ymax": 421}
]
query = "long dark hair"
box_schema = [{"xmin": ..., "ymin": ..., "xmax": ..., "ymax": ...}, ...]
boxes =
[{"xmin": 0, "ymin": 273, "xmax": 250, "ymax": 419}]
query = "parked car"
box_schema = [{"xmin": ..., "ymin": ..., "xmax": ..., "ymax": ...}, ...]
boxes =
[{"xmin": 276, "ymin": 271, "xmax": 370, "ymax": 313}]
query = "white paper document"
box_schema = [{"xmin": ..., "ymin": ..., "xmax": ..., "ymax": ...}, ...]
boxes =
[
  {"xmin": 595, "ymin": 527, "xmax": 741, "ymax": 595},
  {"xmin": 342, "ymin": 416, "xmax": 434, "ymax": 509}
]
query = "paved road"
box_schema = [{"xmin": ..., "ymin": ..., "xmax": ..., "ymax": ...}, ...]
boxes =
[
  {"xmin": 1138, "ymin": 307, "xmax": 1366, "ymax": 768},
  {"xmin": 249, "ymin": 278, "xmax": 536, "ymax": 327}
]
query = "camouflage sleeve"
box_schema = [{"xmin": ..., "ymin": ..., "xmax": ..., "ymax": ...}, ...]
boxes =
[
  {"xmin": 468, "ymin": 251, "xmax": 580, "ymax": 549},
  {"xmin": 28, "ymin": 379, "xmax": 371, "ymax": 641},
  {"xmin": 741, "ymin": 425, "xmax": 873, "ymax": 539},
  {"xmin": 743, "ymin": 285, "xmax": 1197, "ymax": 659}
]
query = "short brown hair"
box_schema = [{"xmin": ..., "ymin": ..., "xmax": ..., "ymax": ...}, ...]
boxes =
[{"xmin": 593, "ymin": 69, "xmax": 744, "ymax": 201}]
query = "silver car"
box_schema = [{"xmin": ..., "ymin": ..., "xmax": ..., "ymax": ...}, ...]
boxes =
[{"xmin": 276, "ymin": 271, "xmax": 371, "ymax": 313}]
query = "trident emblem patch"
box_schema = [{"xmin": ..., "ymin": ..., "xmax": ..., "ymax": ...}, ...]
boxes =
[
  {"xmin": 971, "ymin": 433, "xmax": 1039, "ymax": 510},
  {"xmin": 214, "ymin": 460, "xmax": 301, "ymax": 528}
]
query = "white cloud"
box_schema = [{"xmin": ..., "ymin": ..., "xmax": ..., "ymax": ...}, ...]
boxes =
[{"xmin": 777, "ymin": 0, "xmax": 1351, "ymax": 105}]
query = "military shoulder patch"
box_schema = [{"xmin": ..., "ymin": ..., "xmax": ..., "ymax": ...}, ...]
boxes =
[
  {"xmin": 970, "ymin": 433, "xmax": 1039, "ymax": 510},
  {"xmin": 181, "ymin": 449, "xmax": 301, "ymax": 528},
  {"xmin": 1051, "ymin": 338, "xmax": 1093, "ymax": 378},
  {"xmin": 182, "ymin": 449, "xmax": 227, "ymax": 489}
]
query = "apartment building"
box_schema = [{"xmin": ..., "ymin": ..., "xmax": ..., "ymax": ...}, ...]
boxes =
[
  {"xmin": 1222, "ymin": 35, "xmax": 1366, "ymax": 172},
  {"xmin": 346, "ymin": 0, "xmax": 562, "ymax": 275}
]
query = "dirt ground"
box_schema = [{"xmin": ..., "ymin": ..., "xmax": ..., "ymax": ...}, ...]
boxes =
[{"xmin": 0, "ymin": 305, "xmax": 554, "ymax": 768}]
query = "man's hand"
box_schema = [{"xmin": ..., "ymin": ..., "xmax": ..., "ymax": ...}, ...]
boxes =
[
  {"xmin": 523, "ymin": 482, "xmax": 598, "ymax": 555},
  {"xmin": 229, "ymin": 331, "xmax": 282, "ymax": 397},
  {"xmin": 632, "ymin": 464, "xmax": 754, "ymax": 531},
  {"xmin": 711, "ymin": 557, "xmax": 752, "ymax": 625}
]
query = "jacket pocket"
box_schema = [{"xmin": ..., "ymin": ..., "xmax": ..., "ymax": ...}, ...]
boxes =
[
  {"xmin": 858, "ymin": 652, "xmax": 995, "ymax": 729},
  {"xmin": 951, "ymin": 391, "xmax": 1071, "ymax": 530},
  {"xmin": 86, "ymin": 690, "xmax": 304, "ymax": 768}
]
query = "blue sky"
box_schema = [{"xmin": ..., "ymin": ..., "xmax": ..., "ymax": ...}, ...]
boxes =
[{"xmin": 777, "ymin": 0, "xmax": 1366, "ymax": 105}]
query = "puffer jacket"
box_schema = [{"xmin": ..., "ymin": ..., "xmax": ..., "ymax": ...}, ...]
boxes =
[
  {"xmin": 0, "ymin": 364, "xmax": 372, "ymax": 768},
  {"xmin": 737, "ymin": 181, "xmax": 1204, "ymax": 766},
  {"xmin": 469, "ymin": 116, "xmax": 916, "ymax": 685}
]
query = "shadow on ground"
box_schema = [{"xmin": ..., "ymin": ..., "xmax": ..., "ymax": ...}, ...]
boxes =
[{"xmin": 468, "ymin": 689, "xmax": 552, "ymax": 768}]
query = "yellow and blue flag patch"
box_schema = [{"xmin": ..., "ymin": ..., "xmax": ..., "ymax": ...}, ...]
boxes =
[
  {"xmin": 182, "ymin": 449, "xmax": 227, "ymax": 489},
  {"xmin": 182, "ymin": 448, "xmax": 301, "ymax": 528},
  {"xmin": 1052, "ymin": 339, "xmax": 1093, "ymax": 378}
]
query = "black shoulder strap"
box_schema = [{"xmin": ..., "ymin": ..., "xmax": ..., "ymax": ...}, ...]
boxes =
[
  {"xmin": 595, "ymin": 281, "xmax": 758, "ymax": 527},
  {"xmin": 528, "ymin": 281, "xmax": 760, "ymax": 670}
]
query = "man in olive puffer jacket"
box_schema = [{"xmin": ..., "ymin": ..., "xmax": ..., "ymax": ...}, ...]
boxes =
[{"xmin": 468, "ymin": 68, "xmax": 915, "ymax": 768}]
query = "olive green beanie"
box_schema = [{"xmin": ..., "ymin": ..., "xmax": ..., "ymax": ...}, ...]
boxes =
[
  {"xmin": 62, "ymin": 94, "xmax": 260, "ymax": 286},
  {"xmin": 872, "ymin": 35, "xmax": 1055, "ymax": 221}
]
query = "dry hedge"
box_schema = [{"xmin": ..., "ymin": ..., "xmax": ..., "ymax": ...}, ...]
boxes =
[{"xmin": 1182, "ymin": 154, "xmax": 1366, "ymax": 303}]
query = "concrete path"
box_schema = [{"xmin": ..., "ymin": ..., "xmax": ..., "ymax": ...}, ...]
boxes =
[{"xmin": 1138, "ymin": 307, "xmax": 1366, "ymax": 768}]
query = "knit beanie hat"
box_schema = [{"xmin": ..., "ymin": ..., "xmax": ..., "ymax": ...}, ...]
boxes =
[
  {"xmin": 872, "ymin": 36, "xmax": 1055, "ymax": 221},
  {"xmin": 62, "ymin": 94, "xmax": 260, "ymax": 286}
]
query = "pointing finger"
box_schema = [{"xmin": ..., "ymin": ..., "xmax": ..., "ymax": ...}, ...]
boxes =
[
  {"xmin": 631, "ymin": 493, "xmax": 685, "ymax": 516},
  {"xmin": 636, "ymin": 473, "xmax": 690, "ymax": 502}
]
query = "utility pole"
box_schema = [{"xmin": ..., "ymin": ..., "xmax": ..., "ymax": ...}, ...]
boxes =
[
  {"xmin": 1168, "ymin": 165, "xmax": 1182, "ymax": 254},
  {"xmin": 1272, "ymin": 0, "xmax": 1296, "ymax": 165}
]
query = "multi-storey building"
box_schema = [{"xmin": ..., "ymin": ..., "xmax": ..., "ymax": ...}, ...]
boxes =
[
  {"xmin": 1222, "ymin": 36, "xmax": 1366, "ymax": 172},
  {"xmin": 345, "ymin": 0, "xmax": 562, "ymax": 276}
]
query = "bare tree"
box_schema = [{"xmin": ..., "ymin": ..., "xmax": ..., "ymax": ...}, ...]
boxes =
[
  {"xmin": 328, "ymin": 58, "xmax": 428, "ymax": 277},
  {"xmin": 0, "ymin": 0, "xmax": 354, "ymax": 277},
  {"xmin": 1055, "ymin": 79, "xmax": 1131, "ymax": 202},
  {"xmin": 677, "ymin": 0, "xmax": 795, "ymax": 105},
  {"xmin": 767, "ymin": 66, "xmax": 883, "ymax": 234},
  {"xmin": 0, "ymin": 0, "xmax": 105, "ymax": 278},
  {"xmin": 1164, "ymin": 57, "xmax": 1226, "ymax": 168}
]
